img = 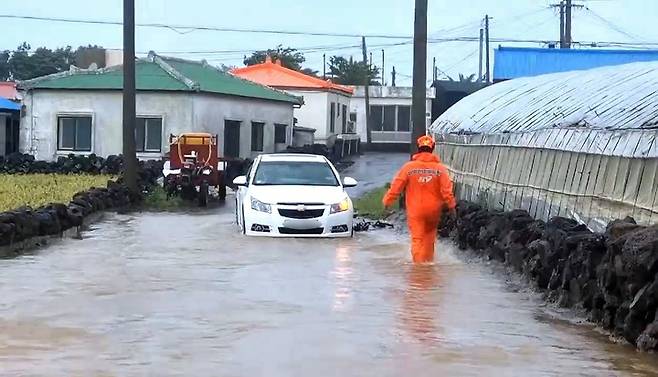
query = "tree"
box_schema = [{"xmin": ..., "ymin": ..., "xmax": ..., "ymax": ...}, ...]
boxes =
[
  {"xmin": 2, "ymin": 42, "xmax": 105, "ymax": 80},
  {"xmin": 327, "ymin": 56, "xmax": 380, "ymax": 85},
  {"xmin": 447, "ymin": 73, "xmax": 478, "ymax": 83},
  {"xmin": 8, "ymin": 42, "xmax": 75, "ymax": 80},
  {"xmin": 0, "ymin": 51, "xmax": 10, "ymax": 80},
  {"xmin": 74, "ymin": 45, "xmax": 106, "ymax": 68},
  {"xmin": 243, "ymin": 45, "xmax": 318, "ymax": 76}
]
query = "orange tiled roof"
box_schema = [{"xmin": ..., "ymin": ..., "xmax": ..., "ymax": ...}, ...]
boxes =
[{"xmin": 231, "ymin": 56, "xmax": 353, "ymax": 95}]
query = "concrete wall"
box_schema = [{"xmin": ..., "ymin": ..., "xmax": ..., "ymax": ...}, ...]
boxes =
[
  {"xmin": 0, "ymin": 115, "xmax": 6, "ymax": 156},
  {"xmin": 21, "ymin": 89, "xmax": 294, "ymax": 161},
  {"xmin": 293, "ymin": 128, "xmax": 315, "ymax": 147},
  {"xmin": 286, "ymin": 90, "xmax": 351, "ymax": 143},
  {"xmin": 191, "ymin": 93, "xmax": 293, "ymax": 158}
]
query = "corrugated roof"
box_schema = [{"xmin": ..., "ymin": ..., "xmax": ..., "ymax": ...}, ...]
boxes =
[
  {"xmin": 430, "ymin": 60, "xmax": 658, "ymax": 158},
  {"xmin": 231, "ymin": 57, "xmax": 353, "ymax": 95},
  {"xmin": 0, "ymin": 97, "xmax": 20, "ymax": 111},
  {"xmin": 494, "ymin": 47, "xmax": 658, "ymax": 80},
  {"xmin": 18, "ymin": 53, "xmax": 303, "ymax": 105}
]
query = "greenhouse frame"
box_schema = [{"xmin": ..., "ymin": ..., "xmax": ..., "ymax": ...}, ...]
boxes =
[{"xmin": 429, "ymin": 61, "xmax": 658, "ymax": 232}]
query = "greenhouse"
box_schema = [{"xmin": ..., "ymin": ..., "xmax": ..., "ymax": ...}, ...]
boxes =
[{"xmin": 429, "ymin": 60, "xmax": 658, "ymax": 231}]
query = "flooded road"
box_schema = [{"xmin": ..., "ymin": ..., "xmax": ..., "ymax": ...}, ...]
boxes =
[{"xmin": 1, "ymin": 154, "xmax": 657, "ymax": 376}]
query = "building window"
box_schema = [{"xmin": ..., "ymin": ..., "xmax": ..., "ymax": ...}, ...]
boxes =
[
  {"xmin": 135, "ymin": 117, "xmax": 162, "ymax": 152},
  {"xmin": 383, "ymin": 106, "xmax": 396, "ymax": 131},
  {"xmin": 330, "ymin": 103, "xmax": 336, "ymax": 133},
  {"xmin": 57, "ymin": 116, "xmax": 92, "ymax": 151},
  {"xmin": 349, "ymin": 112, "xmax": 357, "ymax": 123},
  {"xmin": 397, "ymin": 106, "xmax": 411, "ymax": 131},
  {"xmin": 369, "ymin": 105, "xmax": 412, "ymax": 132},
  {"xmin": 341, "ymin": 104, "xmax": 347, "ymax": 133},
  {"xmin": 251, "ymin": 122, "xmax": 264, "ymax": 152},
  {"xmin": 274, "ymin": 123, "xmax": 287, "ymax": 144},
  {"xmin": 370, "ymin": 105, "xmax": 383, "ymax": 131}
]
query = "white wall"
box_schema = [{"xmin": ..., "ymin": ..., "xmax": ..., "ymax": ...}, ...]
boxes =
[
  {"xmin": 285, "ymin": 89, "xmax": 351, "ymax": 144},
  {"xmin": 326, "ymin": 92, "xmax": 351, "ymax": 142},
  {"xmin": 0, "ymin": 115, "xmax": 6, "ymax": 156},
  {"xmin": 191, "ymin": 93, "xmax": 294, "ymax": 158},
  {"xmin": 21, "ymin": 90, "xmax": 294, "ymax": 161},
  {"xmin": 350, "ymin": 95, "xmax": 433, "ymax": 144}
]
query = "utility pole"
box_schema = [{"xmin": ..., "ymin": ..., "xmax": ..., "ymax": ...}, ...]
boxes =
[
  {"xmin": 323, "ymin": 53, "xmax": 326, "ymax": 79},
  {"xmin": 122, "ymin": 0, "xmax": 137, "ymax": 193},
  {"xmin": 369, "ymin": 52, "xmax": 373, "ymax": 68},
  {"xmin": 392, "ymin": 66, "xmax": 396, "ymax": 87},
  {"xmin": 432, "ymin": 57, "xmax": 436, "ymax": 81},
  {"xmin": 478, "ymin": 28, "xmax": 484, "ymax": 82},
  {"xmin": 411, "ymin": 0, "xmax": 428, "ymax": 155},
  {"xmin": 362, "ymin": 36, "xmax": 371, "ymax": 147},
  {"xmin": 559, "ymin": 1, "xmax": 566, "ymax": 48},
  {"xmin": 565, "ymin": 0, "xmax": 573, "ymax": 48},
  {"xmin": 381, "ymin": 49, "xmax": 385, "ymax": 85},
  {"xmin": 485, "ymin": 14, "xmax": 491, "ymax": 84}
]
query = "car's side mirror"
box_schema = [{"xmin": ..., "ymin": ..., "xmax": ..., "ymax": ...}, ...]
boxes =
[
  {"xmin": 233, "ymin": 175, "xmax": 248, "ymax": 186},
  {"xmin": 343, "ymin": 177, "xmax": 358, "ymax": 188}
]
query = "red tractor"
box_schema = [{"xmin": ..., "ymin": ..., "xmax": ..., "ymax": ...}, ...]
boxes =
[{"xmin": 162, "ymin": 133, "xmax": 227, "ymax": 206}]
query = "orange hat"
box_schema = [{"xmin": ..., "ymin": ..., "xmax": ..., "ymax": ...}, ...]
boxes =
[{"xmin": 417, "ymin": 135, "xmax": 435, "ymax": 150}]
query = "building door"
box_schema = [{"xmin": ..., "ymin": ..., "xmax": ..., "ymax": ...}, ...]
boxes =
[
  {"xmin": 224, "ymin": 120, "xmax": 241, "ymax": 158},
  {"xmin": 2, "ymin": 115, "xmax": 19, "ymax": 156}
]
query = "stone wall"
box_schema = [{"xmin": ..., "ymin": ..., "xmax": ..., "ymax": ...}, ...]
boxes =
[
  {"xmin": 440, "ymin": 201, "xmax": 658, "ymax": 352},
  {"xmin": 0, "ymin": 153, "xmax": 163, "ymax": 252}
]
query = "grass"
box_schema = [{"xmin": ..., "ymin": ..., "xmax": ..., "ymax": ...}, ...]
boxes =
[
  {"xmin": 353, "ymin": 184, "xmax": 399, "ymax": 219},
  {"xmin": 0, "ymin": 174, "xmax": 114, "ymax": 212},
  {"xmin": 143, "ymin": 185, "xmax": 185, "ymax": 210}
]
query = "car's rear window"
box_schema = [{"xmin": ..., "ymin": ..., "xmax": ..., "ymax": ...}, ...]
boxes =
[{"xmin": 253, "ymin": 161, "xmax": 339, "ymax": 186}]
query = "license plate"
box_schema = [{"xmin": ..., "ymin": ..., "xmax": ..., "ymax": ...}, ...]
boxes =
[{"xmin": 282, "ymin": 219, "xmax": 321, "ymax": 229}]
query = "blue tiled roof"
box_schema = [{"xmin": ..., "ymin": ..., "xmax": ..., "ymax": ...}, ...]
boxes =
[{"xmin": 493, "ymin": 47, "xmax": 658, "ymax": 80}]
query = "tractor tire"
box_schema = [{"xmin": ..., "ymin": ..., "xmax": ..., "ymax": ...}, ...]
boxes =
[
  {"xmin": 198, "ymin": 181, "xmax": 209, "ymax": 207},
  {"xmin": 218, "ymin": 184, "xmax": 227, "ymax": 201}
]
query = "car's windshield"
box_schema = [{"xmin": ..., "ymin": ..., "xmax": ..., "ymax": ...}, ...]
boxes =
[{"xmin": 252, "ymin": 161, "xmax": 339, "ymax": 186}]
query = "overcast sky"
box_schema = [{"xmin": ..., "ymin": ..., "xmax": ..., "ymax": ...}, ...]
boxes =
[{"xmin": 2, "ymin": 0, "xmax": 657, "ymax": 85}]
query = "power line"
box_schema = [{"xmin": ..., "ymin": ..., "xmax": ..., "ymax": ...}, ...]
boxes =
[
  {"xmin": 445, "ymin": 48, "xmax": 480, "ymax": 72},
  {"xmin": 584, "ymin": 7, "xmax": 644, "ymax": 42},
  {"xmin": 0, "ymin": 14, "xmax": 413, "ymax": 39}
]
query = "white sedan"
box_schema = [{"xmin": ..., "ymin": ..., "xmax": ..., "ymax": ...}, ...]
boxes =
[{"xmin": 233, "ymin": 153, "xmax": 358, "ymax": 238}]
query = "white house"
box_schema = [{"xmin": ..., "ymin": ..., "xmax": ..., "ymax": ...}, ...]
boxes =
[
  {"xmin": 18, "ymin": 52, "xmax": 303, "ymax": 161},
  {"xmin": 231, "ymin": 57, "xmax": 354, "ymax": 145},
  {"xmin": 350, "ymin": 86, "xmax": 435, "ymax": 150}
]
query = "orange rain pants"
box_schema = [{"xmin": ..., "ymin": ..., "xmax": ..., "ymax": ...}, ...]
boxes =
[{"xmin": 383, "ymin": 152, "xmax": 456, "ymax": 263}]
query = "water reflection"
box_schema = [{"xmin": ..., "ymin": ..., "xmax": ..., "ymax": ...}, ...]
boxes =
[
  {"xmin": 397, "ymin": 264, "xmax": 442, "ymax": 348},
  {"xmin": 331, "ymin": 244, "xmax": 355, "ymax": 312}
]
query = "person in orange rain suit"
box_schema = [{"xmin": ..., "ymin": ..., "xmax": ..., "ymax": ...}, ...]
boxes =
[{"xmin": 382, "ymin": 135, "xmax": 456, "ymax": 263}]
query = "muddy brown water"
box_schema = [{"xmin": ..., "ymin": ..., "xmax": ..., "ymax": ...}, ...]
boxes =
[{"xmin": 1, "ymin": 154, "xmax": 657, "ymax": 376}]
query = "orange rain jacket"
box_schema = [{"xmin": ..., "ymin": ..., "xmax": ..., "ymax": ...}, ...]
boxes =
[{"xmin": 383, "ymin": 152, "xmax": 456, "ymax": 263}]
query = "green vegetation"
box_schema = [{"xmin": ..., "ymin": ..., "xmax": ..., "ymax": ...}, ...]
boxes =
[
  {"xmin": 143, "ymin": 186, "xmax": 184, "ymax": 210},
  {"xmin": 353, "ymin": 185, "xmax": 398, "ymax": 219},
  {"xmin": 0, "ymin": 174, "xmax": 113, "ymax": 212}
]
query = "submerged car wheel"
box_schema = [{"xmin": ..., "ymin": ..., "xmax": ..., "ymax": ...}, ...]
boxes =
[{"xmin": 241, "ymin": 205, "xmax": 246, "ymax": 235}]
